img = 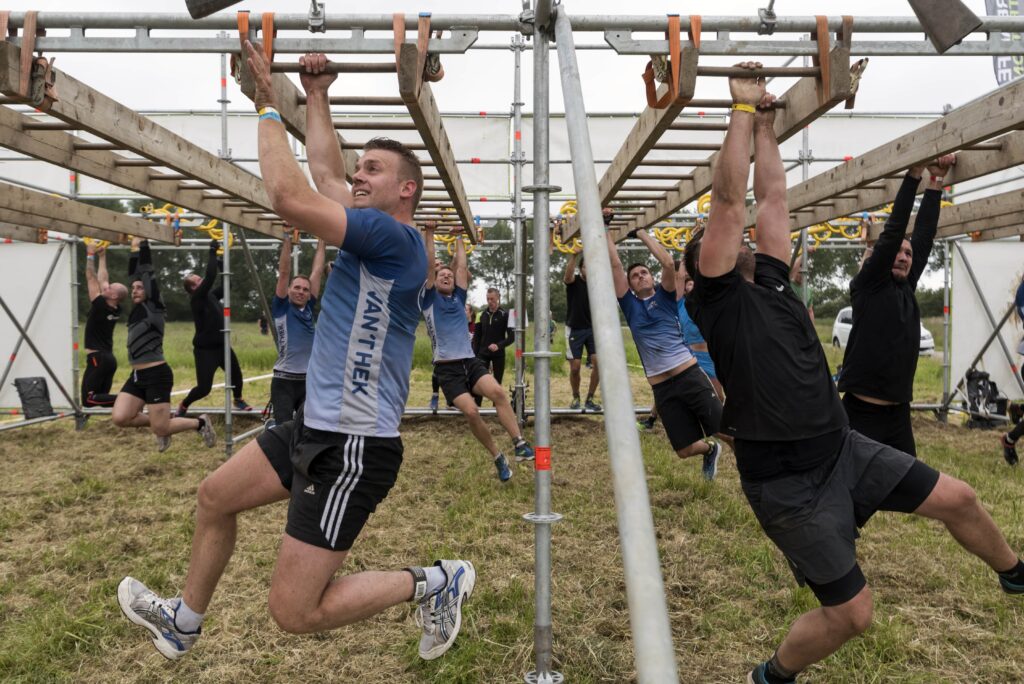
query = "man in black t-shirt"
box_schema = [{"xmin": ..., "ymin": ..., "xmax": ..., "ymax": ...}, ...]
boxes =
[
  {"xmin": 82, "ymin": 243, "xmax": 127, "ymax": 406},
  {"xmin": 838, "ymin": 155, "xmax": 954, "ymax": 457},
  {"xmin": 563, "ymin": 241, "xmax": 600, "ymax": 411},
  {"xmin": 472, "ymin": 287, "xmax": 514, "ymax": 386},
  {"xmin": 689, "ymin": 63, "xmax": 1024, "ymax": 684}
]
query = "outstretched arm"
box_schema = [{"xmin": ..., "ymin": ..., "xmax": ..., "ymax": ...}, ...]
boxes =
[
  {"xmin": 275, "ymin": 235, "xmax": 292, "ymax": 298},
  {"xmin": 246, "ymin": 41, "xmax": 348, "ymax": 247},
  {"xmin": 701, "ymin": 62, "xmax": 763, "ymax": 277},
  {"xmin": 564, "ymin": 246, "xmax": 580, "ymax": 284},
  {"xmin": 636, "ymin": 229, "xmax": 676, "ymax": 293},
  {"xmin": 855, "ymin": 169, "xmax": 922, "ymax": 285},
  {"xmin": 85, "ymin": 244, "xmax": 101, "ymax": 300},
  {"xmin": 300, "ymin": 52, "xmax": 352, "ymax": 207},
  {"xmin": 453, "ymin": 228, "xmax": 469, "ymax": 291},
  {"xmin": 194, "ymin": 239, "xmax": 220, "ymax": 298},
  {"xmin": 423, "ymin": 222, "xmax": 437, "ymax": 289},
  {"xmin": 310, "ymin": 238, "xmax": 327, "ymax": 297},
  {"xmin": 909, "ymin": 154, "xmax": 955, "ymax": 288},
  {"xmin": 606, "ymin": 231, "xmax": 629, "ymax": 298},
  {"xmin": 674, "ymin": 258, "xmax": 688, "ymax": 301},
  {"xmin": 752, "ymin": 93, "xmax": 791, "ymax": 264}
]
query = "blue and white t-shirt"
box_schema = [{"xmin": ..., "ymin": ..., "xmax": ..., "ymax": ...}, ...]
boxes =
[
  {"xmin": 619, "ymin": 284, "xmax": 693, "ymax": 377},
  {"xmin": 420, "ymin": 285, "xmax": 475, "ymax": 362},
  {"xmin": 272, "ymin": 294, "xmax": 317, "ymax": 375},
  {"xmin": 676, "ymin": 295, "xmax": 705, "ymax": 347},
  {"xmin": 304, "ymin": 208, "xmax": 426, "ymax": 438}
]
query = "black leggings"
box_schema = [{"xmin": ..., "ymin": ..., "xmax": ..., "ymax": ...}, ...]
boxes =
[
  {"xmin": 182, "ymin": 346, "xmax": 243, "ymax": 408},
  {"xmin": 82, "ymin": 350, "xmax": 118, "ymax": 406}
]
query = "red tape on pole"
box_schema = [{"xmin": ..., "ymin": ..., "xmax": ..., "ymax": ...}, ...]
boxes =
[{"xmin": 535, "ymin": 446, "xmax": 551, "ymax": 471}]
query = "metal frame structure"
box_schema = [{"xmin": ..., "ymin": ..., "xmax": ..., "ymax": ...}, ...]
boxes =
[{"xmin": 4, "ymin": 6, "xmax": 1024, "ymax": 683}]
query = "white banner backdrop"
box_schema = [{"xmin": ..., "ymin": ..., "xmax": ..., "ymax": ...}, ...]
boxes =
[
  {"xmin": 950, "ymin": 241, "xmax": 1024, "ymax": 402},
  {"xmin": 0, "ymin": 242, "xmax": 73, "ymax": 409}
]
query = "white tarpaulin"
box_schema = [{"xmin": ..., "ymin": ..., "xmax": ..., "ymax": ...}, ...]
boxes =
[
  {"xmin": 0, "ymin": 242, "xmax": 73, "ymax": 409},
  {"xmin": 950, "ymin": 241, "xmax": 1024, "ymax": 402}
]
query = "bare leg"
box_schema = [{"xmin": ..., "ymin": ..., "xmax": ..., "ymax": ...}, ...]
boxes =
[
  {"xmin": 147, "ymin": 403, "xmax": 201, "ymax": 437},
  {"xmin": 473, "ymin": 374, "xmax": 522, "ymax": 443},
  {"xmin": 676, "ymin": 440, "xmax": 711, "ymax": 459},
  {"xmin": 914, "ymin": 473, "xmax": 1018, "ymax": 572},
  {"xmin": 775, "ymin": 586, "xmax": 874, "ymax": 673},
  {"xmin": 569, "ymin": 359, "xmax": 582, "ymax": 397},
  {"xmin": 181, "ymin": 439, "xmax": 290, "ymax": 613},
  {"xmin": 267, "ymin": 535, "xmax": 414, "ymax": 633},
  {"xmin": 587, "ymin": 355, "xmax": 600, "ymax": 398},
  {"xmin": 452, "ymin": 392, "xmax": 500, "ymax": 457},
  {"xmin": 111, "ymin": 393, "xmax": 149, "ymax": 428}
]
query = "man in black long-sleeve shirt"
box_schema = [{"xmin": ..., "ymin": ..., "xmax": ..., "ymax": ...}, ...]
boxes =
[
  {"xmin": 178, "ymin": 239, "xmax": 250, "ymax": 415},
  {"xmin": 472, "ymin": 287, "xmax": 514, "ymax": 386},
  {"xmin": 838, "ymin": 155, "xmax": 954, "ymax": 457}
]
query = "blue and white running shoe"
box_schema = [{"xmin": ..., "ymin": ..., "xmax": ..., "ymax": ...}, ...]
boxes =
[
  {"xmin": 416, "ymin": 560, "xmax": 476, "ymax": 660},
  {"xmin": 494, "ymin": 453, "xmax": 513, "ymax": 482},
  {"xmin": 117, "ymin": 576, "xmax": 200, "ymax": 660},
  {"xmin": 702, "ymin": 440, "xmax": 720, "ymax": 481}
]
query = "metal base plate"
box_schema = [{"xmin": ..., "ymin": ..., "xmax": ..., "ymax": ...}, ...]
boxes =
[{"xmin": 524, "ymin": 671, "xmax": 564, "ymax": 684}]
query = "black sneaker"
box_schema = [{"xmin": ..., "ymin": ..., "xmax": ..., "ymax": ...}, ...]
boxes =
[
  {"xmin": 1001, "ymin": 434, "xmax": 1019, "ymax": 466},
  {"xmin": 748, "ymin": 662, "xmax": 795, "ymax": 684},
  {"xmin": 999, "ymin": 573, "xmax": 1024, "ymax": 595}
]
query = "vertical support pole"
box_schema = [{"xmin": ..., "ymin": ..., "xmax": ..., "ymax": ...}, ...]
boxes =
[
  {"xmin": 69, "ymin": 170, "xmax": 83, "ymax": 421},
  {"xmin": 512, "ymin": 33, "xmax": 527, "ymax": 425},
  {"xmin": 798, "ymin": 45, "xmax": 811, "ymax": 307},
  {"xmin": 553, "ymin": 7, "xmax": 679, "ymax": 684},
  {"xmin": 220, "ymin": 43, "xmax": 234, "ymax": 456},
  {"xmin": 522, "ymin": 11, "xmax": 562, "ymax": 684},
  {"xmin": 940, "ymin": 239, "xmax": 951, "ymax": 421}
]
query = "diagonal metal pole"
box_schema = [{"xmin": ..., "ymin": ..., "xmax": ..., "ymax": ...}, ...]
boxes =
[
  {"xmin": 940, "ymin": 302, "xmax": 1016, "ymax": 412},
  {"xmin": 0, "ymin": 241, "xmax": 66, "ymax": 391},
  {"xmin": 553, "ymin": 5, "xmax": 680, "ymax": 683},
  {"xmin": 953, "ymin": 241, "xmax": 1024, "ymax": 396},
  {"xmin": 0, "ymin": 293, "xmax": 80, "ymax": 411},
  {"xmin": 236, "ymin": 229, "xmax": 279, "ymax": 349}
]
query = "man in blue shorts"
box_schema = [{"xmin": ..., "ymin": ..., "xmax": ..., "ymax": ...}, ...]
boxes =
[
  {"xmin": 268, "ymin": 233, "xmax": 326, "ymax": 425},
  {"xmin": 563, "ymin": 241, "xmax": 601, "ymax": 412},
  {"xmin": 605, "ymin": 225, "xmax": 724, "ymax": 480},
  {"xmin": 421, "ymin": 224, "xmax": 534, "ymax": 482},
  {"xmin": 688, "ymin": 63, "xmax": 1024, "ymax": 684},
  {"xmin": 117, "ymin": 48, "xmax": 475, "ymax": 663}
]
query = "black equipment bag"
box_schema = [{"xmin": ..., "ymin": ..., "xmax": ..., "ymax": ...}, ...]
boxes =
[
  {"xmin": 962, "ymin": 369, "xmax": 1008, "ymax": 429},
  {"xmin": 13, "ymin": 376, "xmax": 54, "ymax": 419}
]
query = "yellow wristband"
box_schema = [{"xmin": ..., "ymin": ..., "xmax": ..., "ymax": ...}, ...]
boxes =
[
  {"xmin": 257, "ymin": 106, "xmax": 279, "ymax": 117},
  {"xmin": 731, "ymin": 103, "xmax": 756, "ymax": 114}
]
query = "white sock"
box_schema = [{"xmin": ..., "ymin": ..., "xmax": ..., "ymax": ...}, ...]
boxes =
[
  {"xmin": 173, "ymin": 597, "xmax": 204, "ymax": 633},
  {"xmin": 424, "ymin": 565, "xmax": 448, "ymax": 596}
]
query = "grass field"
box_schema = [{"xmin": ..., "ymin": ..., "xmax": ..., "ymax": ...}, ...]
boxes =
[{"xmin": 1, "ymin": 318, "xmax": 1022, "ymax": 683}]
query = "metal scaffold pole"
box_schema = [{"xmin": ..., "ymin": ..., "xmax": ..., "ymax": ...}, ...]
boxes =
[
  {"xmin": 69, "ymin": 170, "xmax": 83, "ymax": 422},
  {"xmin": 940, "ymin": 239, "xmax": 951, "ymax": 420},
  {"xmin": 220, "ymin": 45, "xmax": 233, "ymax": 457},
  {"xmin": 512, "ymin": 32, "xmax": 528, "ymax": 425},
  {"xmin": 522, "ymin": 3, "xmax": 562, "ymax": 682},
  {"xmin": 553, "ymin": 5, "xmax": 680, "ymax": 683}
]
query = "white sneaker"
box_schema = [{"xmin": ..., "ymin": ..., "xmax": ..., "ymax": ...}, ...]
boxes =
[
  {"xmin": 117, "ymin": 577, "xmax": 200, "ymax": 660},
  {"xmin": 415, "ymin": 560, "xmax": 476, "ymax": 660},
  {"xmin": 155, "ymin": 434, "xmax": 172, "ymax": 453},
  {"xmin": 198, "ymin": 414, "xmax": 216, "ymax": 448}
]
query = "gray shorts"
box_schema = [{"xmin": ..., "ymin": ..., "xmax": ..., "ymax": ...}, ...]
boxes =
[{"xmin": 740, "ymin": 429, "xmax": 938, "ymax": 605}]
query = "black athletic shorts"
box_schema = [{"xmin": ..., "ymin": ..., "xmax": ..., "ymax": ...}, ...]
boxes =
[
  {"xmin": 119, "ymin": 363, "xmax": 174, "ymax": 405},
  {"xmin": 256, "ymin": 408, "xmax": 403, "ymax": 552},
  {"xmin": 568, "ymin": 327, "xmax": 596, "ymax": 360},
  {"xmin": 740, "ymin": 428, "xmax": 940, "ymax": 606},
  {"xmin": 270, "ymin": 373, "xmax": 306, "ymax": 425},
  {"xmin": 842, "ymin": 393, "xmax": 917, "ymax": 457},
  {"xmin": 650, "ymin": 364, "xmax": 722, "ymax": 451},
  {"xmin": 434, "ymin": 357, "xmax": 490, "ymax": 405}
]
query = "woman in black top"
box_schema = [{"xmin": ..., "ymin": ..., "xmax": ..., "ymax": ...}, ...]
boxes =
[
  {"xmin": 81, "ymin": 243, "xmax": 128, "ymax": 406},
  {"xmin": 111, "ymin": 238, "xmax": 216, "ymax": 452}
]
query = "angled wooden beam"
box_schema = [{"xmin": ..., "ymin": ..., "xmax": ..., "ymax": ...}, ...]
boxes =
[
  {"xmin": 0, "ymin": 208, "xmax": 132, "ymax": 244},
  {"xmin": 0, "ymin": 41, "xmax": 274, "ymax": 216},
  {"xmin": 936, "ymin": 188, "xmax": 1024, "ymax": 238},
  {"xmin": 971, "ymin": 224, "xmax": 1024, "ymax": 241},
  {"xmin": 0, "ymin": 222, "xmax": 46, "ymax": 243},
  {"xmin": 397, "ymin": 44, "xmax": 478, "ymax": 243},
  {"xmin": 0, "ymin": 105, "xmax": 284, "ymax": 239},
  {"xmin": 574, "ymin": 44, "xmax": 852, "ymax": 240},
  {"xmin": 762, "ymin": 78, "xmax": 1024, "ymax": 229},
  {"xmin": 0, "ymin": 182, "xmax": 171, "ymax": 242}
]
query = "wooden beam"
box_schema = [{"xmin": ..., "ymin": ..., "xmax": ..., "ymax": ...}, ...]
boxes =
[
  {"xmin": 0, "ymin": 222, "xmax": 45, "ymax": 243},
  {"xmin": 573, "ymin": 44, "xmax": 852, "ymax": 240},
  {"xmin": 764, "ymin": 78, "xmax": 1024, "ymax": 229},
  {"xmin": 0, "ymin": 41, "xmax": 274, "ymax": 215},
  {"xmin": 0, "ymin": 208, "xmax": 133, "ymax": 244},
  {"xmin": 0, "ymin": 105, "xmax": 283, "ymax": 238},
  {"xmin": 0, "ymin": 182, "xmax": 171, "ymax": 242},
  {"xmin": 397, "ymin": 43, "xmax": 478, "ymax": 243},
  {"xmin": 936, "ymin": 188, "xmax": 1024, "ymax": 238},
  {"xmin": 971, "ymin": 224, "xmax": 1024, "ymax": 241}
]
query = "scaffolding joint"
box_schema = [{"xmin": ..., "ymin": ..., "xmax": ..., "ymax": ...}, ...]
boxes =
[
  {"xmin": 522, "ymin": 184, "xmax": 562, "ymax": 194},
  {"xmin": 758, "ymin": 1, "xmax": 777, "ymax": 35},
  {"xmin": 523, "ymin": 512, "xmax": 563, "ymax": 525},
  {"xmin": 308, "ymin": 0, "xmax": 325, "ymax": 33}
]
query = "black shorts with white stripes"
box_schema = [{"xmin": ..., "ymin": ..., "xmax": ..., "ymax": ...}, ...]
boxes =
[{"xmin": 257, "ymin": 408, "xmax": 404, "ymax": 551}]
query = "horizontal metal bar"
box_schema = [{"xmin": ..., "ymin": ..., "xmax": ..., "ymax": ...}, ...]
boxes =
[
  {"xmin": 629, "ymin": 173, "xmax": 695, "ymax": 180},
  {"xmin": 301, "ymin": 96, "xmax": 405, "ymax": 106},
  {"xmin": 636, "ymin": 159, "xmax": 712, "ymax": 166},
  {"xmin": 333, "ymin": 120, "xmax": 417, "ymax": 130},
  {"xmin": 0, "ymin": 412, "xmax": 76, "ymax": 433},
  {"xmin": 653, "ymin": 143, "xmax": 721, "ymax": 151},
  {"xmin": 696, "ymin": 66, "xmax": 819, "ymax": 77},
  {"xmin": 271, "ymin": 61, "xmax": 395, "ymax": 74}
]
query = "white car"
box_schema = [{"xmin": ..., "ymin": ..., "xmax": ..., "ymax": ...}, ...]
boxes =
[{"xmin": 831, "ymin": 306, "xmax": 935, "ymax": 355}]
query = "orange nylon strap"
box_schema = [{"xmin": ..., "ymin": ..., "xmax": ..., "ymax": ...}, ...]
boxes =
[
  {"xmin": 839, "ymin": 15, "xmax": 853, "ymax": 47},
  {"xmin": 261, "ymin": 12, "xmax": 275, "ymax": 64},
  {"xmin": 237, "ymin": 11, "xmax": 250, "ymax": 50},
  {"xmin": 812, "ymin": 15, "xmax": 830, "ymax": 101},
  {"xmin": 688, "ymin": 15, "xmax": 701, "ymax": 51},
  {"xmin": 643, "ymin": 15, "xmax": 681, "ymax": 110},
  {"xmin": 416, "ymin": 13, "xmax": 431, "ymax": 83},
  {"xmin": 18, "ymin": 11, "xmax": 38, "ymax": 98},
  {"xmin": 392, "ymin": 13, "xmax": 406, "ymax": 65}
]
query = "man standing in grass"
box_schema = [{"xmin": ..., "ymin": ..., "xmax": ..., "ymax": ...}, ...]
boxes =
[
  {"xmin": 117, "ymin": 47, "xmax": 474, "ymax": 662},
  {"xmin": 689, "ymin": 63, "xmax": 1024, "ymax": 684},
  {"xmin": 420, "ymin": 224, "xmax": 534, "ymax": 482}
]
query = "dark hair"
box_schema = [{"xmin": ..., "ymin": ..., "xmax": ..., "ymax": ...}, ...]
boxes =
[
  {"xmin": 363, "ymin": 137, "xmax": 424, "ymax": 210},
  {"xmin": 290, "ymin": 274, "xmax": 312, "ymax": 286},
  {"xmin": 683, "ymin": 233, "xmax": 702, "ymax": 281},
  {"xmin": 626, "ymin": 263, "xmax": 649, "ymax": 281},
  {"xmin": 182, "ymin": 274, "xmax": 198, "ymax": 294},
  {"xmin": 486, "ymin": 287, "xmax": 500, "ymax": 296}
]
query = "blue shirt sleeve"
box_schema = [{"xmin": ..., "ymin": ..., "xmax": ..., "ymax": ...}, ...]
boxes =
[
  {"xmin": 342, "ymin": 208, "xmax": 423, "ymax": 279},
  {"xmin": 618, "ymin": 291, "xmax": 640, "ymax": 324},
  {"xmin": 453, "ymin": 286, "xmax": 468, "ymax": 307},
  {"xmin": 654, "ymin": 285, "xmax": 676, "ymax": 308},
  {"xmin": 271, "ymin": 295, "xmax": 289, "ymax": 317},
  {"xmin": 419, "ymin": 286, "xmax": 435, "ymax": 312}
]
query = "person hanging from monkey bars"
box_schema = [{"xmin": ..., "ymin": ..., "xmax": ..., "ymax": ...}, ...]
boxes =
[
  {"xmin": 81, "ymin": 241, "xmax": 128, "ymax": 408},
  {"xmin": 110, "ymin": 237, "xmax": 217, "ymax": 452},
  {"xmin": 687, "ymin": 63, "xmax": 1023, "ymax": 684},
  {"xmin": 177, "ymin": 238, "xmax": 252, "ymax": 416}
]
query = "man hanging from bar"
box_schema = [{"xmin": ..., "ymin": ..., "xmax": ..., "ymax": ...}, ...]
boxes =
[
  {"xmin": 605, "ymin": 220, "xmax": 724, "ymax": 481},
  {"xmin": 420, "ymin": 223, "xmax": 534, "ymax": 482},
  {"xmin": 81, "ymin": 241, "xmax": 127, "ymax": 408},
  {"xmin": 177, "ymin": 238, "xmax": 252, "ymax": 416},
  {"xmin": 116, "ymin": 48, "xmax": 475, "ymax": 662},
  {"xmin": 687, "ymin": 62, "xmax": 1024, "ymax": 684},
  {"xmin": 1000, "ymin": 271, "xmax": 1024, "ymax": 465},
  {"xmin": 837, "ymin": 153, "xmax": 955, "ymax": 457}
]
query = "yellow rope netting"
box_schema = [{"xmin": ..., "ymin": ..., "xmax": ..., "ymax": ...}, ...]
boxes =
[{"xmin": 139, "ymin": 203, "xmax": 233, "ymax": 253}]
